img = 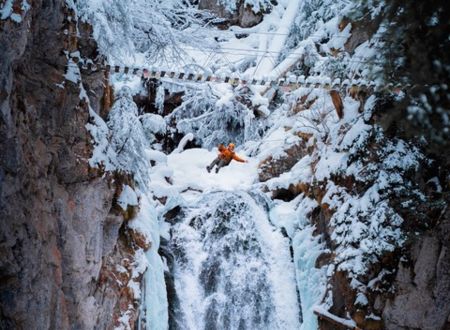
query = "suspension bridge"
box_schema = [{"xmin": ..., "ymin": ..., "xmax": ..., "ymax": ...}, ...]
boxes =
[{"xmin": 70, "ymin": 56, "xmax": 405, "ymax": 93}]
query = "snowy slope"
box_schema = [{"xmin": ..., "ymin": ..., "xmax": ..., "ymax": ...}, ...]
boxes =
[{"xmin": 167, "ymin": 148, "xmax": 257, "ymax": 192}]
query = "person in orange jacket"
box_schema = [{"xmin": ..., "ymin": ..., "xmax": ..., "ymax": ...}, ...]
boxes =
[{"xmin": 206, "ymin": 143, "xmax": 247, "ymax": 173}]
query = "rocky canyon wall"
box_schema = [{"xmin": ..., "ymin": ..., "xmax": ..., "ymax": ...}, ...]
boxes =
[{"xmin": 0, "ymin": 1, "xmax": 142, "ymax": 329}]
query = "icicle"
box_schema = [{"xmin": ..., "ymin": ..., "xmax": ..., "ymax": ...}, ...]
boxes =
[{"xmin": 155, "ymin": 84, "xmax": 165, "ymax": 115}]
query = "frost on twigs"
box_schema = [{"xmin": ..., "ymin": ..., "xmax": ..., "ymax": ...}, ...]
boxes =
[
  {"xmin": 309, "ymin": 101, "xmax": 423, "ymax": 280},
  {"xmin": 107, "ymin": 87, "xmax": 150, "ymax": 187},
  {"xmin": 265, "ymin": 88, "xmax": 424, "ymax": 283},
  {"xmin": 87, "ymin": 86, "xmax": 152, "ymax": 188},
  {"xmin": 74, "ymin": 0, "xmax": 215, "ymax": 66},
  {"xmin": 168, "ymin": 84, "xmax": 267, "ymax": 149}
]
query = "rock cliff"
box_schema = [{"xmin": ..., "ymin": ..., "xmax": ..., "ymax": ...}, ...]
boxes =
[{"xmin": 0, "ymin": 1, "xmax": 142, "ymax": 329}]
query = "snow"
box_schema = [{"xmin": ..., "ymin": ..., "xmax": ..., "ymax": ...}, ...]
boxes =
[
  {"xmin": 85, "ymin": 108, "xmax": 117, "ymax": 171},
  {"xmin": 269, "ymin": 198, "xmax": 299, "ymax": 237},
  {"xmin": 9, "ymin": 13, "xmax": 22, "ymax": 23},
  {"xmin": 266, "ymin": 155, "xmax": 313, "ymax": 192},
  {"xmin": 64, "ymin": 58, "xmax": 81, "ymax": 83},
  {"xmin": 128, "ymin": 249, "xmax": 149, "ymax": 301},
  {"xmin": 172, "ymin": 133, "xmax": 194, "ymax": 154},
  {"xmin": 116, "ymin": 309, "xmax": 133, "ymax": 330},
  {"xmin": 355, "ymin": 292, "xmax": 369, "ymax": 306},
  {"xmin": 141, "ymin": 113, "xmax": 167, "ymax": 136},
  {"xmin": 167, "ymin": 148, "xmax": 257, "ymax": 193},
  {"xmin": 253, "ymin": 0, "xmax": 302, "ymax": 79},
  {"xmin": 145, "ymin": 149, "xmax": 167, "ymax": 164},
  {"xmin": 313, "ymin": 305, "xmax": 357, "ymax": 329},
  {"xmin": 0, "ymin": 0, "xmax": 13, "ymax": 20},
  {"xmin": 325, "ymin": 18, "xmax": 352, "ymax": 50},
  {"xmin": 128, "ymin": 194, "xmax": 160, "ymax": 249},
  {"xmin": 117, "ymin": 185, "xmax": 139, "ymax": 210},
  {"xmin": 314, "ymin": 149, "xmax": 349, "ymax": 181},
  {"xmin": 107, "ymin": 87, "xmax": 151, "ymax": 187}
]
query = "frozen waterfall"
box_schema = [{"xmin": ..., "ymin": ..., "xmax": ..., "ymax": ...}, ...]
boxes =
[{"xmin": 167, "ymin": 191, "xmax": 301, "ymax": 330}]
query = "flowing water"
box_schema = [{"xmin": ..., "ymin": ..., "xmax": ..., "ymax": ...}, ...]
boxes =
[{"xmin": 168, "ymin": 191, "xmax": 301, "ymax": 330}]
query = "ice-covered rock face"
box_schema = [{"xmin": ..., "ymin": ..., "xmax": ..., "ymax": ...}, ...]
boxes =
[{"xmin": 169, "ymin": 191, "xmax": 300, "ymax": 330}]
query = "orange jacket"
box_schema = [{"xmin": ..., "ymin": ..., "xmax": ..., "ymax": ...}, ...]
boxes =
[{"xmin": 217, "ymin": 145, "xmax": 246, "ymax": 163}]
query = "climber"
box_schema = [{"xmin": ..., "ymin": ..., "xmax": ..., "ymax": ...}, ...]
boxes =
[{"xmin": 206, "ymin": 143, "xmax": 247, "ymax": 173}]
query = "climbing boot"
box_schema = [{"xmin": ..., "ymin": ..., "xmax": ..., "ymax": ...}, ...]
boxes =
[{"xmin": 206, "ymin": 166, "xmax": 211, "ymax": 173}]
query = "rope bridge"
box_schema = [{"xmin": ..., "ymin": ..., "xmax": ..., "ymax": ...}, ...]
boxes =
[{"xmin": 71, "ymin": 56, "xmax": 403, "ymax": 92}]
